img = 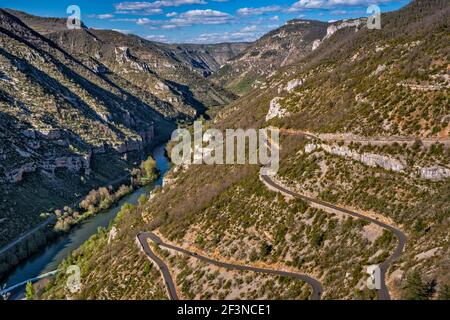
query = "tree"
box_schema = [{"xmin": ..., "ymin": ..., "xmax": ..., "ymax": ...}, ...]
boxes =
[
  {"xmin": 259, "ymin": 242, "xmax": 273, "ymax": 257},
  {"xmin": 138, "ymin": 194, "xmax": 148, "ymax": 206},
  {"xmin": 438, "ymin": 284, "xmax": 450, "ymax": 300},
  {"xmin": 402, "ymin": 270, "xmax": 432, "ymax": 300},
  {"xmin": 141, "ymin": 156, "xmax": 158, "ymax": 181},
  {"xmin": 25, "ymin": 282, "xmax": 35, "ymax": 300}
]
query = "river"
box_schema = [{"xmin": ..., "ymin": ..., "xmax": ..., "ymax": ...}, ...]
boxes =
[{"xmin": 2, "ymin": 144, "xmax": 170, "ymax": 299}]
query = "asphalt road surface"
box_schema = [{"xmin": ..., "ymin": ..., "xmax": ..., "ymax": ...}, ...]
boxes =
[
  {"xmin": 138, "ymin": 232, "xmax": 323, "ymax": 300},
  {"xmin": 137, "ymin": 232, "xmax": 179, "ymax": 300},
  {"xmin": 261, "ymin": 174, "xmax": 407, "ymax": 300}
]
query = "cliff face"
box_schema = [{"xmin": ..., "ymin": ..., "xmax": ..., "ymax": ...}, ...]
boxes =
[
  {"xmin": 0, "ymin": 8, "xmax": 159, "ymax": 179},
  {"xmin": 5, "ymin": 9, "xmax": 249, "ymax": 79},
  {"xmin": 305, "ymin": 143, "xmax": 450, "ymax": 181},
  {"xmin": 160, "ymin": 42, "xmax": 251, "ymax": 77},
  {"xmin": 212, "ymin": 19, "xmax": 328, "ymax": 95},
  {"xmin": 45, "ymin": 29, "xmax": 237, "ymax": 118},
  {"xmin": 305, "ymin": 143, "xmax": 406, "ymax": 173},
  {"xmin": 0, "ymin": 8, "xmax": 238, "ymax": 247}
]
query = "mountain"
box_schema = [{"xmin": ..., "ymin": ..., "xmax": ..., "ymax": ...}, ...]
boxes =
[
  {"xmin": 159, "ymin": 42, "xmax": 251, "ymax": 77},
  {"xmin": 4, "ymin": 9, "xmax": 250, "ymax": 78},
  {"xmin": 45, "ymin": 28, "xmax": 236, "ymax": 117},
  {"xmin": 212, "ymin": 19, "xmax": 329, "ymax": 95},
  {"xmin": 263, "ymin": 0, "xmax": 449, "ymax": 138},
  {"xmin": 2, "ymin": 9, "xmax": 89, "ymax": 35},
  {"xmin": 0, "ymin": 8, "xmax": 240, "ymax": 253},
  {"xmin": 5, "ymin": 9, "xmax": 237, "ymax": 117},
  {"xmin": 39, "ymin": 0, "xmax": 449, "ymax": 301}
]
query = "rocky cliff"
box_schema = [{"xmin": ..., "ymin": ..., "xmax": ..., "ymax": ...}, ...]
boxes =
[
  {"xmin": 0, "ymin": 8, "xmax": 237, "ymax": 247},
  {"xmin": 305, "ymin": 143, "xmax": 450, "ymax": 181},
  {"xmin": 211, "ymin": 19, "xmax": 328, "ymax": 95}
]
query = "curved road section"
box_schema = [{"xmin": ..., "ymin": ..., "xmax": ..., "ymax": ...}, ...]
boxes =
[
  {"xmin": 137, "ymin": 232, "xmax": 323, "ymax": 300},
  {"xmin": 260, "ymin": 174, "xmax": 407, "ymax": 300},
  {"xmin": 137, "ymin": 232, "xmax": 179, "ymax": 300}
]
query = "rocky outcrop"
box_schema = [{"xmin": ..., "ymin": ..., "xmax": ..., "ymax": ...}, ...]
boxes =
[
  {"xmin": 112, "ymin": 140, "xmax": 143, "ymax": 154},
  {"xmin": 419, "ymin": 166, "xmax": 450, "ymax": 180},
  {"xmin": 397, "ymin": 82, "xmax": 443, "ymax": 91},
  {"xmin": 139, "ymin": 125, "xmax": 155, "ymax": 143},
  {"xmin": 115, "ymin": 46, "xmax": 151, "ymax": 73},
  {"xmin": 212, "ymin": 19, "xmax": 328, "ymax": 94},
  {"xmin": 3, "ymin": 155, "xmax": 91, "ymax": 183},
  {"xmin": 305, "ymin": 143, "xmax": 450, "ymax": 181},
  {"xmin": 22, "ymin": 129, "xmax": 63, "ymax": 140},
  {"xmin": 372, "ymin": 64, "xmax": 387, "ymax": 76},
  {"xmin": 324, "ymin": 19, "xmax": 364, "ymax": 40},
  {"xmin": 312, "ymin": 39, "xmax": 321, "ymax": 51},
  {"xmin": 266, "ymin": 97, "xmax": 289, "ymax": 121},
  {"xmin": 285, "ymin": 78, "xmax": 303, "ymax": 92},
  {"xmin": 305, "ymin": 143, "xmax": 405, "ymax": 172},
  {"xmin": 2, "ymin": 124, "xmax": 155, "ymax": 184}
]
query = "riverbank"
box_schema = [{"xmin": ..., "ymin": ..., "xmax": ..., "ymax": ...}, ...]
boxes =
[
  {"xmin": 0, "ymin": 168, "xmax": 142, "ymax": 280},
  {"xmin": 1, "ymin": 144, "xmax": 170, "ymax": 298}
]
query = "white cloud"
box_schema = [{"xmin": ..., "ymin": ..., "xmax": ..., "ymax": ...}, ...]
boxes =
[
  {"xmin": 137, "ymin": 17, "xmax": 162, "ymax": 25},
  {"xmin": 112, "ymin": 29, "xmax": 132, "ymax": 34},
  {"xmin": 135, "ymin": 9, "xmax": 233, "ymax": 28},
  {"xmin": 190, "ymin": 22, "xmax": 279, "ymax": 44},
  {"xmin": 192, "ymin": 31, "xmax": 259, "ymax": 43},
  {"xmin": 270, "ymin": 15, "xmax": 280, "ymax": 21},
  {"xmin": 110, "ymin": 18, "xmax": 139, "ymax": 22},
  {"xmin": 169, "ymin": 9, "xmax": 234, "ymax": 26},
  {"xmin": 115, "ymin": 8, "xmax": 163, "ymax": 15},
  {"xmin": 115, "ymin": 1, "xmax": 207, "ymax": 14},
  {"xmin": 145, "ymin": 34, "xmax": 169, "ymax": 42},
  {"xmin": 98, "ymin": 14, "xmax": 115, "ymax": 19},
  {"xmin": 240, "ymin": 25, "xmax": 258, "ymax": 32},
  {"xmin": 331, "ymin": 9, "xmax": 348, "ymax": 14},
  {"xmin": 161, "ymin": 24, "xmax": 178, "ymax": 29},
  {"xmin": 88, "ymin": 13, "xmax": 115, "ymax": 19},
  {"xmin": 237, "ymin": 5, "xmax": 282, "ymax": 16},
  {"xmin": 287, "ymin": 0, "xmax": 392, "ymax": 12},
  {"xmin": 166, "ymin": 11, "xmax": 178, "ymax": 17}
]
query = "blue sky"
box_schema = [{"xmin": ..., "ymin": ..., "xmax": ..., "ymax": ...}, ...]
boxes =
[{"xmin": 1, "ymin": 0, "xmax": 411, "ymax": 43}]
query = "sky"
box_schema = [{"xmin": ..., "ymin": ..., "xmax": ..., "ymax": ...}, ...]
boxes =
[{"xmin": 0, "ymin": 0, "xmax": 411, "ymax": 44}]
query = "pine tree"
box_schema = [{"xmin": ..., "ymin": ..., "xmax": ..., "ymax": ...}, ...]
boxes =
[{"xmin": 402, "ymin": 270, "xmax": 431, "ymax": 300}]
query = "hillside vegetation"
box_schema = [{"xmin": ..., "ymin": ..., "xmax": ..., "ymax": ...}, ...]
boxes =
[
  {"xmin": 23, "ymin": 0, "xmax": 450, "ymax": 300},
  {"xmin": 0, "ymin": 8, "xmax": 244, "ymax": 276}
]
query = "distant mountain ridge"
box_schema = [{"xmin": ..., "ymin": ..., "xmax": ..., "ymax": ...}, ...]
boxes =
[
  {"xmin": 0, "ymin": 7, "xmax": 242, "ymax": 251},
  {"xmin": 212, "ymin": 19, "xmax": 329, "ymax": 95},
  {"xmin": 3, "ymin": 9, "xmax": 250, "ymax": 78},
  {"xmin": 161, "ymin": 42, "xmax": 252, "ymax": 77},
  {"xmin": 3, "ymin": 8, "xmax": 89, "ymax": 34}
]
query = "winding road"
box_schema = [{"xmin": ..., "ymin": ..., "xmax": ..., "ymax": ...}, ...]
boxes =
[
  {"xmin": 137, "ymin": 175, "xmax": 407, "ymax": 301},
  {"xmin": 137, "ymin": 232, "xmax": 323, "ymax": 300},
  {"xmin": 0, "ymin": 215, "xmax": 56, "ymax": 257},
  {"xmin": 260, "ymin": 174, "xmax": 407, "ymax": 300},
  {"xmin": 136, "ymin": 127, "xmax": 408, "ymax": 301},
  {"xmin": 137, "ymin": 232, "xmax": 179, "ymax": 300}
]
